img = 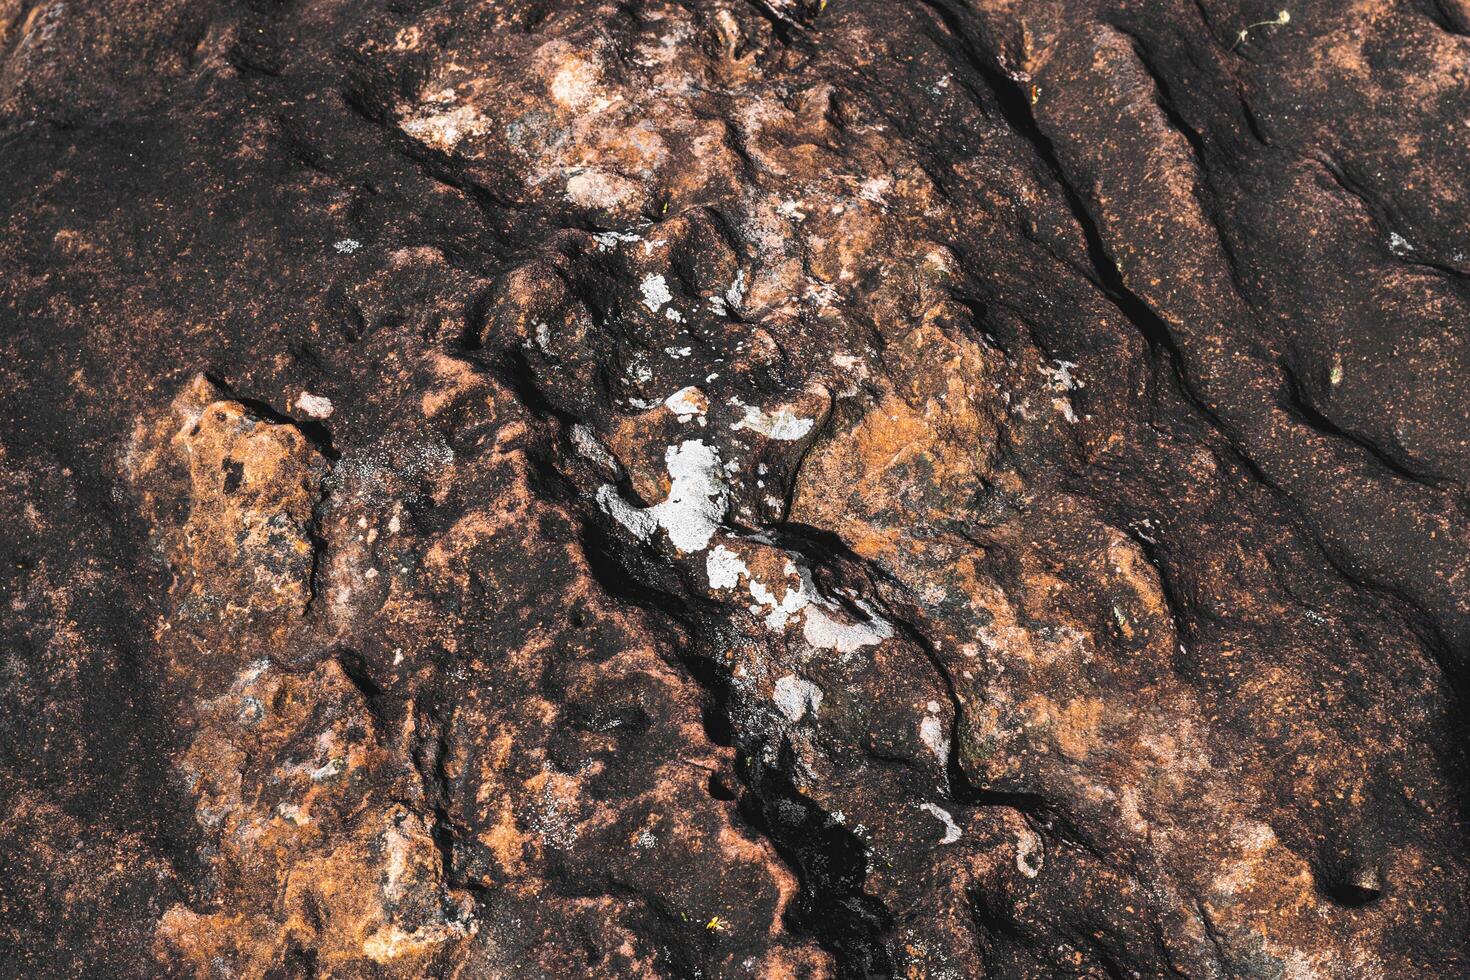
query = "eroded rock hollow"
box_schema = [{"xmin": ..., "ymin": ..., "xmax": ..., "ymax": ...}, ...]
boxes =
[{"xmin": 2, "ymin": 0, "xmax": 1468, "ymax": 976}]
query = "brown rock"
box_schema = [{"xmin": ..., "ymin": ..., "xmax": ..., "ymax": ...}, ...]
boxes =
[{"xmin": 1, "ymin": 1, "xmax": 1466, "ymax": 977}]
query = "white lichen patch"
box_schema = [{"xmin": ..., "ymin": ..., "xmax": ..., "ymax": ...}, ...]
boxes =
[
  {"xmin": 1215, "ymin": 821, "xmax": 1279, "ymax": 897},
  {"xmin": 777, "ymin": 198, "xmax": 808, "ymax": 221},
  {"xmin": 919, "ymin": 709, "xmax": 950, "ymax": 765},
  {"xmin": 730, "ymin": 399, "xmax": 815, "ymax": 441},
  {"xmin": 640, "ymin": 273, "xmax": 673, "ymax": 313},
  {"xmin": 803, "ymin": 278, "xmax": 838, "ymax": 308},
  {"xmin": 708, "ymin": 271, "xmax": 746, "ymax": 317},
  {"xmin": 859, "ymin": 176, "xmax": 892, "ymax": 205},
  {"xmin": 275, "ymin": 802, "xmax": 309, "ymax": 825},
  {"xmin": 566, "ymin": 169, "xmax": 638, "ymax": 209},
  {"xmin": 528, "ymin": 783, "xmax": 579, "ymax": 849},
  {"xmin": 748, "ymin": 562, "xmax": 814, "ymax": 630},
  {"xmin": 398, "ymin": 103, "xmax": 490, "ymax": 152},
  {"xmin": 772, "ymin": 674, "xmax": 824, "ymax": 723},
  {"xmin": 664, "ymin": 386, "xmax": 708, "ymax": 422},
  {"xmin": 917, "ymin": 802, "xmax": 962, "ymax": 844},
  {"xmin": 802, "ymin": 602, "xmax": 893, "ymax": 653},
  {"xmin": 596, "ymin": 439, "xmax": 727, "ymax": 553},
  {"xmin": 548, "ymin": 54, "xmax": 612, "ymax": 111},
  {"xmin": 719, "ymin": 552, "xmax": 893, "ymax": 654},
  {"xmin": 1233, "ymin": 820, "xmax": 1277, "ymax": 852},
  {"xmin": 593, "ymin": 229, "xmax": 642, "ymax": 250},
  {"xmin": 1039, "ymin": 359, "xmax": 1082, "ymax": 392},
  {"xmin": 1038, "ymin": 360, "xmax": 1083, "ymax": 422},
  {"xmin": 296, "ymin": 390, "xmax": 334, "ymax": 419},
  {"xmin": 332, "ymin": 435, "xmax": 454, "ymax": 506},
  {"xmin": 570, "ymin": 427, "xmax": 619, "ymax": 474},
  {"xmin": 706, "ymin": 544, "xmax": 749, "ymax": 589},
  {"xmin": 625, "ymin": 353, "xmax": 654, "ymax": 385},
  {"xmin": 1119, "ymin": 785, "xmax": 1147, "ymax": 834},
  {"xmin": 1016, "ymin": 826, "xmax": 1044, "ymax": 878},
  {"xmin": 363, "ymin": 920, "xmax": 475, "ymax": 965}
]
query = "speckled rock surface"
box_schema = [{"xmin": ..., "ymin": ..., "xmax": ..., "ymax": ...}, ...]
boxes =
[{"xmin": 2, "ymin": 1, "xmax": 1468, "ymax": 977}]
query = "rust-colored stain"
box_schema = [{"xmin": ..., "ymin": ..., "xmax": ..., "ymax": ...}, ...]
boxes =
[{"xmin": 1, "ymin": 0, "xmax": 1467, "ymax": 977}]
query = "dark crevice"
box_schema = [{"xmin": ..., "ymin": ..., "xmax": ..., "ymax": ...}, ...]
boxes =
[
  {"xmin": 302, "ymin": 478, "xmax": 331, "ymax": 619},
  {"xmin": 1194, "ymin": 900, "xmax": 1233, "ymax": 973},
  {"xmin": 1119, "ymin": 523, "xmax": 1194, "ymax": 655},
  {"xmin": 1112, "ymin": 26, "xmax": 1210, "ymax": 172},
  {"xmin": 204, "ymin": 373, "xmax": 340, "ymax": 460},
  {"xmin": 740, "ymin": 760, "xmax": 894, "ymax": 978},
  {"xmin": 768, "ymin": 521, "xmax": 870, "ymax": 569},
  {"xmin": 1110, "ymin": 25, "xmax": 1261, "ymax": 304},
  {"xmin": 421, "ymin": 733, "xmax": 463, "ymax": 891},
  {"xmin": 1308, "ymin": 539, "xmax": 1464, "ymax": 692},
  {"xmin": 335, "ymin": 646, "xmax": 383, "ymax": 696},
  {"xmin": 425, "ymin": 802, "xmax": 459, "ymax": 893},
  {"xmin": 912, "ymin": 0, "xmax": 1241, "ymax": 463},
  {"xmin": 1236, "ymin": 86, "xmax": 1271, "ymax": 145},
  {"xmin": 487, "ymin": 348, "xmax": 578, "ymax": 424},
  {"xmin": 743, "ymin": 0, "xmax": 807, "ymax": 43},
  {"xmin": 1422, "ymin": 0, "xmax": 1470, "ymax": 37},
  {"xmin": 1323, "ymin": 877, "xmax": 1383, "ymax": 907},
  {"xmin": 498, "ymin": 385, "xmax": 902, "ymax": 974},
  {"xmin": 1277, "ymin": 359, "xmax": 1449, "ymax": 490},
  {"xmin": 578, "ymin": 520, "xmax": 700, "ymax": 623},
  {"xmin": 334, "ymin": 646, "xmax": 394, "ymax": 734},
  {"xmin": 1313, "ymin": 154, "xmax": 1470, "ymax": 286},
  {"xmin": 479, "ymin": 347, "xmax": 900, "ymax": 972},
  {"xmin": 1314, "ymin": 154, "xmax": 1394, "ymax": 234}
]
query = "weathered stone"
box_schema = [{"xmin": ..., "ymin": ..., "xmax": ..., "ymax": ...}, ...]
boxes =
[{"xmin": 1, "ymin": 1, "xmax": 1466, "ymax": 977}]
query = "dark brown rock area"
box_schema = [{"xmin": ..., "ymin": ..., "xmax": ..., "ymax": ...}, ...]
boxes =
[{"xmin": 2, "ymin": 1, "xmax": 1468, "ymax": 976}]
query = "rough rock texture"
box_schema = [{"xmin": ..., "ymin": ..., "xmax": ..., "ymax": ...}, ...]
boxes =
[{"xmin": 1, "ymin": 0, "xmax": 1468, "ymax": 976}]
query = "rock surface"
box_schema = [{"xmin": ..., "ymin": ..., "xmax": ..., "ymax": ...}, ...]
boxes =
[{"xmin": 2, "ymin": 0, "xmax": 1468, "ymax": 976}]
